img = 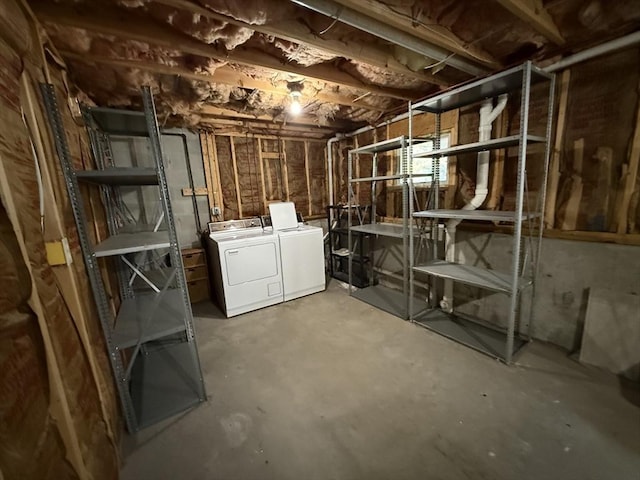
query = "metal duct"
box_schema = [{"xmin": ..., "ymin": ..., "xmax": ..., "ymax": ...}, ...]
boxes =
[{"xmin": 290, "ymin": 0, "xmax": 488, "ymax": 77}]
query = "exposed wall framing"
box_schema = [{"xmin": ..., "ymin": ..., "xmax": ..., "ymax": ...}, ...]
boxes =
[
  {"xmin": 332, "ymin": 49, "xmax": 640, "ymax": 245},
  {"xmin": 0, "ymin": 2, "xmax": 120, "ymax": 478},
  {"xmin": 200, "ymin": 131, "xmax": 328, "ymax": 220}
]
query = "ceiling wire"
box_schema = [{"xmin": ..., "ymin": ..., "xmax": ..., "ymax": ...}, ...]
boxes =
[
  {"xmin": 424, "ymin": 52, "xmax": 456, "ymax": 70},
  {"xmin": 317, "ymin": 6, "xmax": 344, "ymax": 35}
]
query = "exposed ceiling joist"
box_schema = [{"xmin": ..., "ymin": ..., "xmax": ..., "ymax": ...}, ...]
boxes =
[
  {"xmin": 31, "ymin": 2, "xmax": 418, "ymax": 100},
  {"xmin": 200, "ymin": 105, "xmax": 354, "ymax": 129},
  {"xmin": 494, "ymin": 0, "xmax": 565, "ymax": 45},
  {"xmin": 302, "ymin": 0, "xmax": 500, "ymax": 72},
  {"xmin": 201, "ymin": 117, "xmax": 336, "ymax": 136},
  {"xmin": 61, "ymin": 51, "xmax": 388, "ymax": 112},
  {"xmin": 154, "ymin": 0, "xmax": 448, "ymax": 87}
]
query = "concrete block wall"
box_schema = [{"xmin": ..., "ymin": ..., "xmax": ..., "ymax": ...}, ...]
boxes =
[
  {"xmin": 374, "ymin": 231, "xmax": 640, "ymax": 352},
  {"xmin": 109, "ymin": 129, "xmax": 209, "ymax": 249},
  {"xmin": 161, "ymin": 129, "xmax": 209, "ymax": 248}
]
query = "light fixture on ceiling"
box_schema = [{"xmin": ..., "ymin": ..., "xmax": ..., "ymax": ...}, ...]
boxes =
[{"xmin": 288, "ymin": 82, "xmax": 304, "ymax": 116}]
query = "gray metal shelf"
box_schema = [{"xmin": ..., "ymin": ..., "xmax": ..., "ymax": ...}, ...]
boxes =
[
  {"xmin": 348, "ymin": 134, "xmax": 410, "ymax": 318},
  {"xmin": 413, "ymin": 209, "xmax": 541, "ymax": 222},
  {"xmin": 413, "ymin": 309, "xmax": 527, "ymax": 360},
  {"xmin": 351, "ymin": 223, "xmax": 409, "ymax": 239},
  {"xmin": 43, "ymin": 84, "xmax": 206, "ymax": 433},
  {"xmin": 350, "ymin": 174, "xmax": 405, "ymax": 183},
  {"xmin": 130, "ymin": 341, "xmax": 204, "ymax": 429},
  {"xmin": 112, "ymin": 289, "xmax": 188, "ymax": 349},
  {"xmin": 412, "ymin": 63, "xmax": 553, "ymax": 113},
  {"xmin": 351, "ymin": 285, "xmax": 408, "ymax": 319},
  {"xmin": 93, "ymin": 231, "xmax": 171, "ymax": 257},
  {"xmin": 412, "ymin": 135, "xmax": 545, "ymax": 158},
  {"xmin": 89, "ymin": 106, "xmax": 150, "ymax": 136},
  {"xmin": 76, "ymin": 168, "xmax": 158, "ymax": 185},
  {"xmin": 413, "ymin": 260, "xmax": 532, "ymax": 294},
  {"xmin": 408, "ymin": 61, "xmax": 555, "ymax": 364},
  {"xmin": 350, "ymin": 136, "xmax": 405, "ymax": 154}
]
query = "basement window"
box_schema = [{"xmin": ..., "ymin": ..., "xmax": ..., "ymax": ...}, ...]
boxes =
[{"xmin": 405, "ymin": 133, "xmax": 450, "ymax": 184}]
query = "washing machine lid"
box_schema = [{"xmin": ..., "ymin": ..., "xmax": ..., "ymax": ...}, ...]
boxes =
[
  {"xmin": 269, "ymin": 202, "xmax": 298, "ymax": 231},
  {"xmin": 276, "ymin": 224, "xmax": 322, "ymax": 236}
]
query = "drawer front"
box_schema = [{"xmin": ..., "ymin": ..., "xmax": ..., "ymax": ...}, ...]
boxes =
[
  {"xmin": 184, "ymin": 265, "xmax": 208, "ymax": 282},
  {"xmin": 187, "ymin": 278, "xmax": 209, "ymax": 303},
  {"xmin": 182, "ymin": 249, "xmax": 205, "ymax": 268}
]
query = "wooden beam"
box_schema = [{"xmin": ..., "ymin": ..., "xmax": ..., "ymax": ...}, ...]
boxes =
[
  {"xmin": 200, "ymin": 105, "xmax": 354, "ymax": 130},
  {"xmin": 257, "ymin": 138, "xmax": 268, "ymax": 213},
  {"xmin": 60, "ymin": 51, "xmax": 388, "ymax": 112},
  {"xmin": 304, "ymin": 140, "xmax": 312, "ymax": 217},
  {"xmin": 332, "ymin": 0, "xmax": 501, "ymax": 69},
  {"xmin": 616, "ymin": 86, "xmax": 640, "ymax": 233},
  {"xmin": 229, "ymin": 137, "xmax": 243, "ymax": 218},
  {"xmin": 494, "ymin": 0, "xmax": 564, "ymax": 45},
  {"xmin": 200, "ymin": 117, "xmax": 336, "ymax": 138},
  {"xmin": 181, "ymin": 187, "xmax": 208, "ymax": 196},
  {"xmin": 153, "ymin": 0, "xmax": 448, "ymax": 87},
  {"xmin": 199, "ymin": 133, "xmax": 216, "ymax": 218},
  {"xmin": 33, "ymin": 2, "xmax": 416, "ymax": 100},
  {"xmin": 544, "ymin": 69, "xmax": 570, "ymax": 228},
  {"xmin": 281, "ymin": 139, "xmax": 290, "ymax": 201},
  {"xmin": 207, "ymin": 133, "xmax": 225, "ymax": 219}
]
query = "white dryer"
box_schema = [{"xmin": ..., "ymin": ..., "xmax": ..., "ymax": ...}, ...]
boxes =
[{"xmin": 206, "ymin": 220, "xmax": 283, "ymax": 317}]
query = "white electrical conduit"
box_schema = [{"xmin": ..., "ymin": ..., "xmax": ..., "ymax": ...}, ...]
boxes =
[{"xmin": 440, "ymin": 94, "xmax": 508, "ymax": 312}]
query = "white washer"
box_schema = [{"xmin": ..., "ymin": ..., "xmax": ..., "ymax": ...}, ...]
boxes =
[
  {"xmin": 277, "ymin": 225, "xmax": 326, "ymax": 301},
  {"xmin": 207, "ymin": 226, "xmax": 283, "ymax": 317}
]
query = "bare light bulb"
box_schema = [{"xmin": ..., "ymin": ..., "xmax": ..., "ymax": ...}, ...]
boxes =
[{"xmin": 289, "ymin": 98, "xmax": 302, "ymax": 115}]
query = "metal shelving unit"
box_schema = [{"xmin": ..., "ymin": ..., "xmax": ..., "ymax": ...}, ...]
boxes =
[
  {"xmin": 327, "ymin": 205, "xmax": 370, "ymax": 288},
  {"xmin": 409, "ymin": 61, "xmax": 556, "ymax": 364},
  {"xmin": 347, "ymin": 136, "xmax": 411, "ymax": 319},
  {"xmin": 41, "ymin": 84, "xmax": 206, "ymax": 432}
]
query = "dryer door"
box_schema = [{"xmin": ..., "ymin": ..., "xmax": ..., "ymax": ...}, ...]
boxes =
[{"xmin": 224, "ymin": 242, "xmax": 279, "ymax": 285}]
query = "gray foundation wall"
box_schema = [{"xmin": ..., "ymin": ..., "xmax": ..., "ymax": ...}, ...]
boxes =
[
  {"xmin": 109, "ymin": 129, "xmax": 209, "ymax": 249},
  {"xmin": 373, "ymin": 231, "xmax": 640, "ymax": 351}
]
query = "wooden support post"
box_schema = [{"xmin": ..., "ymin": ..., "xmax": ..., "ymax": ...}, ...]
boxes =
[
  {"xmin": 206, "ymin": 133, "xmax": 225, "ymax": 219},
  {"xmin": 558, "ymin": 138, "xmax": 584, "ymax": 230},
  {"xmin": 545, "ymin": 69, "xmax": 571, "ymax": 228},
  {"xmin": 199, "ymin": 132, "xmax": 215, "ymax": 218},
  {"xmin": 304, "ymin": 140, "xmax": 312, "ymax": 217},
  {"xmin": 445, "ymin": 112, "xmax": 460, "ymax": 209},
  {"xmin": 616, "ymin": 88, "xmax": 640, "ymax": 233},
  {"xmin": 354, "ymin": 136, "xmax": 360, "ymax": 204},
  {"xmin": 281, "ymin": 139, "xmax": 290, "ymax": 201},
  {"xmin": 229, "ymin": 136, "xmax": 243, "ymax": 218},
  {"xmin": 585, "ymin": 146, "xmax": 612, "ymax": 231},
  {"xmin": 487, "ymin": 111, "xmax": 507, "ymax": 211},
  {"xmin": 257, "ymin": 138, "xmax": 268, "ymax": 213}
]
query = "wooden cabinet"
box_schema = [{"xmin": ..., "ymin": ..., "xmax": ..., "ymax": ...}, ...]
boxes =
[{"xmin": 181, "ymin": 248, "xmax": 210, "ymax": 303}]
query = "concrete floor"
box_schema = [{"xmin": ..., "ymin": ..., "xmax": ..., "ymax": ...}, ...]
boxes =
[{"xmin": 121, "ymin": 281, "xmax": 640, "ymax": 480}]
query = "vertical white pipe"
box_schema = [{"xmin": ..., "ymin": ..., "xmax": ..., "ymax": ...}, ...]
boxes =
[{"xmin": 441, "ymin": 94, "xmax": 508, "ymax": 312}]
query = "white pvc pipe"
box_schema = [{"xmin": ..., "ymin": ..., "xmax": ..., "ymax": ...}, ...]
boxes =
[
  {"xmin": 544, "ymin": 30, "xmax": 640, "ymax": 73},
  {"xmin": 441, "ymin": 94, "xmax": 508, "ymax": 312}
]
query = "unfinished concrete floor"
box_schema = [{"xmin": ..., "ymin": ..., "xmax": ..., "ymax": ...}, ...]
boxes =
[{"xmin": 121, "ymin": 281, "xmax": 640, "ymax": 480}]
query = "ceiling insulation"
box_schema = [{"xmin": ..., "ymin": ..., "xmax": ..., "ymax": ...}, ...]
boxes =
[{"xmin": 30, "ymin": 0, "xmax": 640, "ymax": 136}]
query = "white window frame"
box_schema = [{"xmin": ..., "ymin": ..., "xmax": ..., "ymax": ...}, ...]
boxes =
[{"xmin": 406, "ymin": 132, "xmax": 451, "ymax": 185}]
